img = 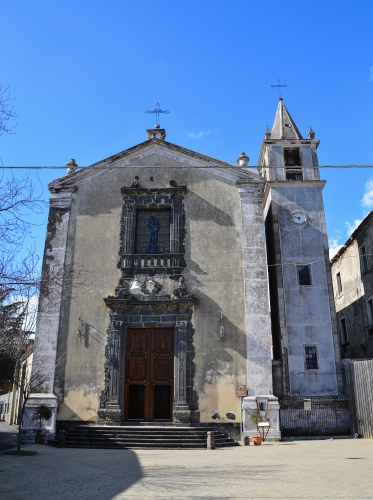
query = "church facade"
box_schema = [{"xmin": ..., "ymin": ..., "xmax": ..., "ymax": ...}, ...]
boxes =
[{"xmin": 24, "ymin": 100, "xmax": 347, "ymax": 440}]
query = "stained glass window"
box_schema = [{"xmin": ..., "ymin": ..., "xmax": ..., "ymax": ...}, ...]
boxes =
[{"xmin": 135, "ymin": 209, "xmax": 171, "ymax": 254}]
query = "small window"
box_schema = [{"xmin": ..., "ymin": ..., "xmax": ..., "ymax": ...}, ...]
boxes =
[
  {"xmin": 340, "ymin": 317, "xmax": 348, "ymax": 345},
  {"xmin": 304, "ymin": 346, "xmax": 318, "ymax": 370},
  {"xmin": 336, "ymin": 272, "xmax": 343, "ymax": 295},
  {"xmin": 359, "ymin": 244, "xmax": 368, "ymax": 274},
  {"xmin": 286, "ymin": 171, "xmax": 303, "ymax": 181},
  {"xmin": 297, "ymin": 265, "xmax": 311, "ymax": 286},
  {"xmin": 367, "ymin": 298, "xmax": 373, "ymax": 325}
]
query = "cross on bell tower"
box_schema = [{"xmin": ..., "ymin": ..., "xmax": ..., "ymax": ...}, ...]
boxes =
[{"xmin": 271, "ymin": 79, "xmax": 287, "ymax": 99}]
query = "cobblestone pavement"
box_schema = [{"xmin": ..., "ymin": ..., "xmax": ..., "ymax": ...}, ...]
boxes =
[{"xmin": 0, "ymin": 439, "xmax": 372, "ymax": 499}]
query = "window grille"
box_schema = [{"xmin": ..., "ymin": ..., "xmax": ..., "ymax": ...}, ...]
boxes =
[
  {"xmin": 340, "ymin": 318, "xmax": 348, "ymax": 345},
  {"xmin": 367, "ymin": 298, "xmax": 373, "ymax": 325},
  {"xmin": 336, "ymin": 272, "xmax": 343, "ymax": 295},
  {"xmin": 360, "ymin": 245, "xmax": 368, "ymax": 274},
  {"xmin": 297, "ymin": 265, "xmax": 311, "ymax": 286},
  {"xmin": 304, "ymin": 346, "xmax": 318, "ymax": 370}
]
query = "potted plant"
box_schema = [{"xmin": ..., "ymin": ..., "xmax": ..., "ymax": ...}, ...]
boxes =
[
  {"xmin": 249, "ymin": 412, "xmax": 263, "ymax": 445},
  {"xmin": 33, "ymin": 404, "xmax": 52, "ymax": 444}
]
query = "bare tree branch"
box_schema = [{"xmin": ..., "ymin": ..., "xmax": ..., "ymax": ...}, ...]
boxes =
[{"xmin": 0, "ymin": 84, "xmax": 18, "ymax": 138}]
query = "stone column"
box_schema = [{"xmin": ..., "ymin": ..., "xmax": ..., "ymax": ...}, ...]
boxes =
[
  {"xmin": 173, "ymin": 318, "xmax": 191, "ymax": 422},
  {"xmin": 23, "ymin": 191, "xmax": 74, "ymax": 436},
  {"xmin": 239, "ymin": 186, "xmax": 273, "ymax": 395},
  {"xmin": 120, "ymin": 199, "xmax": 135, "ymax": 269},
  {"xmin": 239, "ymin": 186, "xmax": 280, "ymax": 440},
  {"xmin": 97, "ymin": 313, "xmax": 123, "ymax": 424}
]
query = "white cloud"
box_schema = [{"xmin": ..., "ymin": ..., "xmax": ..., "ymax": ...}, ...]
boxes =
[
  {"xmin": 361, "ymin": 178, "xmax": 373, "ymax": 208},
  {"xmin": 329, "ymin": 238, "xmax": 343, "ymax": 259},
  {"xmin": 345, "ymin": 218, "xmax": 362, "ymax": 237},
  {"xmin": 188, "ymin": 130, "xmax": 212, "ymax": 139}
]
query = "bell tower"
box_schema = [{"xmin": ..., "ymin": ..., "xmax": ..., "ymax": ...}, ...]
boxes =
[{"xmin": 259, "ymin": 98, "xmax": 343, "ymax": 398}]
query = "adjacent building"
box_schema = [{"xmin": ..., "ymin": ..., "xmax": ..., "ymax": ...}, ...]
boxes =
[{"xmin": 331, "ymin": 210, "xmax": 373, "ymax": 360}]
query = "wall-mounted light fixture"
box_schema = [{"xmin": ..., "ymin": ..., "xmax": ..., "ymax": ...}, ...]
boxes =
[
  {"xmin": 219, "ymin": 312, "xmax": 225, "ymax": 340},
  {"xmin": 129, "ymin": 280, "xmax": 142, "ymax": 294}
]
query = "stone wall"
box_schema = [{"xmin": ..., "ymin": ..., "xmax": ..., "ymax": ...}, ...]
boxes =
[{"xmin": 51, "ymin": 151, "xmax": 255, "ymax": 426}]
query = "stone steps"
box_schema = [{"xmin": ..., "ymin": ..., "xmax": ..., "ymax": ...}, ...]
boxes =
[{"xmin": 50, "ymin": 425, "xmax": 239, "ymax": 449}]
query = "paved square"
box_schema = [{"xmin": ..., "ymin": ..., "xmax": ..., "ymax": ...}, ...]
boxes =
[{"xmin": 0, "ymin": 439, "xmax": 372, "ymax": 499}]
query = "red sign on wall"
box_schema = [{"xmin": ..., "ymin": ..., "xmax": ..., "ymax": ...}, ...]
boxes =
[{"xmin": 236, "ymin": 385, "xmax": 247, "ymax": 397}]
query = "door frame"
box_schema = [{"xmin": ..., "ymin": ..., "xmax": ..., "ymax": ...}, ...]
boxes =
[
  {"xmin": 124, "ymin": 327, "xmax": 174, "ymax": 421},
  {"xmin": 98, "ymin": 303, "xmax": 194, "ymax": 424}
]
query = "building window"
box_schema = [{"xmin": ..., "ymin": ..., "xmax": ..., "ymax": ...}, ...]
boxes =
[
  {"xmin": 367, "ymin": 298, "xmax": 373, "ymax": 325},
  {"xmin": 297, "ymin": 265, "xmax": 311, "ymax": 286},
  {"xmin": 135, "ymin": 209, "xmax": 171, "ymax": 254},
  {"xmin": 304, "ymin": 345, "xmax": 318, "ymax": 370},
  {"xmin": 359, "ymin": 244, "xmax": 368, "ymax": 274},
  {"xmin": 284, "ymin": 149, "xmax": 301, "ymax": 167},
  {"xmin": 336, "ymin": 272, "xmax": 343, "ymax": 295},
  {"xmin": 286, "ymin": 170, "xmax": 303, "ymax": 181},
  {"xmin": 340, "ymin": 317, "xmax": 348, "ymax": 345}
]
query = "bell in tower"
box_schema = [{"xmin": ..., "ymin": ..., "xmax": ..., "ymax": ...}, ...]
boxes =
[{"xmin": 284, "ymin": 149, "xmax": 301, "ymax": 167}]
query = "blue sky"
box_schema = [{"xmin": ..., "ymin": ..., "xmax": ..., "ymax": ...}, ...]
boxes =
[{"xmin": 1, "ymin": 0, "xmax": 373, "ymax": 260}]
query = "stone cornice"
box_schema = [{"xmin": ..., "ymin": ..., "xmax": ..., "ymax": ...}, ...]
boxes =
[
  {"xmin": 49, "ymin": 192, "xmax": 74, "ymax": 209},
  {"xmin": 121, "ymin": 185, "xmax": 186, "ymax": 195},
  {"xmin": 263, "ymin": 180, "xmax": 326, "ymax": 205},
  {"xmin": 47, "ymin": 140, "xmax": 263, "ymax": 193},
  {"xmin": 104, "ymin": 295, "xmax": 197, "ymax": 310}
]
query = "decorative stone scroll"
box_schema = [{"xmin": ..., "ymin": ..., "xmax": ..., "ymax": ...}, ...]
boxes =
[{"xmin": 173, "ymin": 318, "xmax": 191, "ymax": 422}]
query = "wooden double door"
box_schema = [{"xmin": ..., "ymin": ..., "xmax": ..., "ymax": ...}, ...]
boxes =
[{"xmin": 124, "ymin": 327, "xmax": 174, "ymax": 421}]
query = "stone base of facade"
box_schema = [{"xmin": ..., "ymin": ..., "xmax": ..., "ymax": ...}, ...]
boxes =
[
  {"xmin": 173, "ymin": 408, "xmax": 191, "ymax": 423},
  {"xmin": 97, "ymin": 408, "xmax": 122, "ymax": 424},
  {"xmin": 242, "ymin": 395, "xmax": 281, "ymax": 442},
  {"xmin": 22, "ymin": 393, "xmax": 58, "ymax": 438}
]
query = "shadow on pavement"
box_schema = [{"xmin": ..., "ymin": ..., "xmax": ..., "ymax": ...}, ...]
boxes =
[
  {"xmin": 1, "ymin": 446, "xmax": 144, "ymax": 500},
  {"xmin": 0, "ymin": 421, "xmax": 27, "ymax": 452}
]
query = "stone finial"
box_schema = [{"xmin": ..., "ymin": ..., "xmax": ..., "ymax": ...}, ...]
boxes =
[
  {"xmin": 265, "ymin": 125, "xmax": 272, "ymax": 140},
  {"xmin": 237, "ymin": 152, "xmax": 249, "ymax": 167},
  {"xmin": 66, "ymin": 158, "xmax": 78, "ymax": 175},
  {"xmin": 308, "ymin": 126, "xmax": 315, "ymax": 139},
  {"xmin": 147, "ymin": 126, "xmax": 166, "ymax": 140}
]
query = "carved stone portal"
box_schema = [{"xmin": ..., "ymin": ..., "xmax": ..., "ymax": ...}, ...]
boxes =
[{"xmin": 100, "ymin": 184, "xmax": 196, "ymax": 424}]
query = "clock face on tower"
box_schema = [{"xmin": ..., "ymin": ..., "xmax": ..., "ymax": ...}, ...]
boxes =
[{"xmin": 291, "ymin": 211, "xmax": 307, "ymax": 225}]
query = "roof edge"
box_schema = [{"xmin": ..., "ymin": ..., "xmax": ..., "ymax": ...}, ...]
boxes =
[{"xmin": 330, "ymin": 209, "xmax": 373, "ymax": 264}]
